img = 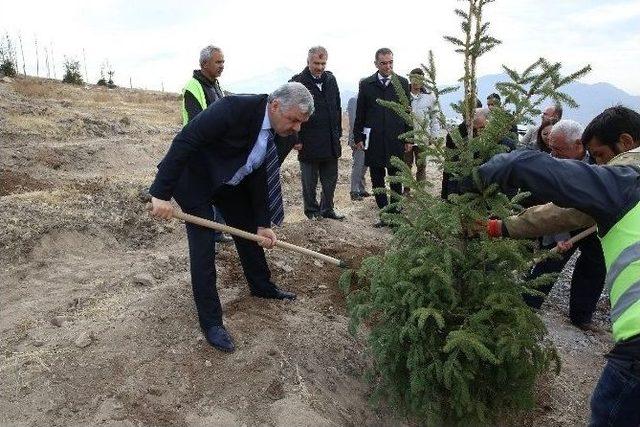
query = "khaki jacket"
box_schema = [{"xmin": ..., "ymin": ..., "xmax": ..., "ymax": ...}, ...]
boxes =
[{"xmin": 504, "ymin": 148, "xmax": 640, "ymax": 238}]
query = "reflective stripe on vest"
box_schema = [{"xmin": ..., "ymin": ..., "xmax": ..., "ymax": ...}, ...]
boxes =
[
  {"xmin": 181, "ymin": 78, "xmax": 207, "ymax": 126},
  {"xmin": 600, "ymin": 201, "xmax": 640, "ymax": 342}
]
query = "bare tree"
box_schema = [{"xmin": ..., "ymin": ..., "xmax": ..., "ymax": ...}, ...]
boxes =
[
  {"xmin": 34, "ymin": 34, "xmax": 39, "ymax": 76},
  {"xmin": 18, "ymin": 33, "xmax": 26, "ymax": 75}
]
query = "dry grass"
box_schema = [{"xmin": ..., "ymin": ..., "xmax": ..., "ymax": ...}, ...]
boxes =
[{"xmin": 5, "ymin": 114, "xmax": 61, "ymax": 137}]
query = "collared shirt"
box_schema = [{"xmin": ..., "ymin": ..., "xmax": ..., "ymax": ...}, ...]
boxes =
[
  {"xmin": 377, "ymin": 72, "xmax": 390, "ymax": 86},
  {"xmin": 227, "ymin": 105, "xmax": 271, "ymax": 185}
]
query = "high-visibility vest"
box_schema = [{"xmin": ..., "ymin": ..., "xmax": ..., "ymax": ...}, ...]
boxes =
[
  {"xmin": 181, "ymin": 78, "xmax": 207, "ymax": 126},
  {"xmin": 600, "ymin": 199, "xmax": 640, "ymax": 342}
]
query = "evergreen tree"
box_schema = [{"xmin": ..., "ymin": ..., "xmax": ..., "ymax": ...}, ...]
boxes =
[
  {"xmin": 0, "ymin": 33, "xmax": 18, "ymax": 77},
  {"xmin": 341, "ymin": 0, "xmax": 590, "ymax": 424},
  {"xmin": 62, "ymin": 56, "xmax": 84, "ymax": 85}
]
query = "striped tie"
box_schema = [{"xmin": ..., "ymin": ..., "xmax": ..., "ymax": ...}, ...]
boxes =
[{"xmin": 265, "ymin": 131, "xmax": 284, "ymax": 226}]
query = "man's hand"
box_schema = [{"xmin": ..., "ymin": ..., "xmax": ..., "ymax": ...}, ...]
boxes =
[
  {"xmin": 257, "ymin": 227, "xmax": 277, "ymax": 249},
  {"xmin": 355, "ymin": 142, "xmax": 364, "ymax": 150},
  {"xmin": 293, "ymin": 143, "xmax": 303, "ymax": 151},
  {"xmin": 555, "ymin": 240, "xmax": 574, "ymax": 253},
  {"xmin": 150, "ymin": 197, "xmax": 174, "ymax": 220},
  {"xmin": 404, "ymin": 143, "xmax": 413, "ymax": 153}
]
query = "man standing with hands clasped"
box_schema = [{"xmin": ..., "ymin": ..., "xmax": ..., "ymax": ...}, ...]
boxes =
[
  {"xmin": 353, "ymin": 48, "xmax": 411, "ymax": 227},
  {"xmin": 149, "ymin": 83, "xmax": 314, "ymax": 353}
]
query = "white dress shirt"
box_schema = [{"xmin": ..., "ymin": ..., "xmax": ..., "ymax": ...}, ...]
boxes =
[{"xmin": 227, "ymin": 105, "xmax": 271, "ymax": 185}]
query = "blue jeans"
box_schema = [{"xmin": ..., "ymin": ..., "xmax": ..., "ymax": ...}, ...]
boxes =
[{"xmin": 589, "ymin": 359, "xmax": 640, "ymax": 426}]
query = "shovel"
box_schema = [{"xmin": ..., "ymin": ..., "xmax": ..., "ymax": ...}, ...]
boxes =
[{"xmin": 149, "ymin": 205, "xmax": 348, "ymax": 268}]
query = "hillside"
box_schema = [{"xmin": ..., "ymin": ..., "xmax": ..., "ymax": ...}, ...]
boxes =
[{"xmin": 0, "ymin": 76, "xmax": 614, "ymax": 426}]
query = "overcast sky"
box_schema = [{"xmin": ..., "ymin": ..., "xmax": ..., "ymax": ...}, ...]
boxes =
[{"xmin": 2, "ymin": 0, "xmax": 639, "ymax": 94}]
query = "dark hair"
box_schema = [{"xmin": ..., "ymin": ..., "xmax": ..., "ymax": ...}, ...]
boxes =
[
  {"xmin": 582, "ymin": 106, "xmax": 640, "ymax": 148},
  {"xmin": 375, "ymin": 48, "xmax": 393, "ymax": 61},
  {"xmin": 409, "ymin": 67, "xmax": 424, "ymax": 75},
  {"xmin": 536, "ymin": 122, "xmax": 554, "ymax": 153},
  {"xmin": 487, "ymin": 93, "xmax": 501, "ymax": 102}
]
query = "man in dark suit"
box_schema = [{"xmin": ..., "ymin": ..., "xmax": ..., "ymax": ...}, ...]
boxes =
[
  {"xmin": 353, "ymin": 48, "xmax": 411, "ymax": 227},
  {"xmin": 290, "ymin": 46, "xmax": 344, "ymax": 220},
  {"xmin": 149, "ymin": 82, "xmax": 314, "ymax": 353}
]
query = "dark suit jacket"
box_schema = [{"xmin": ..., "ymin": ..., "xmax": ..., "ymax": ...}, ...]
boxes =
[
  {"xmin": 353, "ymin": 73, "xmax": 411, "ymax": 168},
  {"xmin": 289, "ymin": 67, "xmax": 342, "ymax": 161},
  {"xmin": 149, "ymin": 94, "xmax": 272, "ymax": 226}
]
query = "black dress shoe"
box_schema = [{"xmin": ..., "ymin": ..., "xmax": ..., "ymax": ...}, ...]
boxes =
[
  {"xmin": 203, "ymin": 325, "xmax": 235, "ymax": 352},
  {"xmin": 321, "ymin": 210, "xmax": 345, "ymax": 220},
  {"xmin": 360, "ymin": 191, "xmax": 372, "ymax": 197},
  {"xmin": 350, "ymin": 192, "xmax": 363, "ymax": 201},
  {"xmin": 252, "ymin": 287, "xmax": 297, "ymax": 301}
]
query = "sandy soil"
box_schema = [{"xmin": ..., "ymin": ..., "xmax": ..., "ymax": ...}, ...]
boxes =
[{"xmin": 0, "ymin": 76, "xmax": 614, "ymax": 426}]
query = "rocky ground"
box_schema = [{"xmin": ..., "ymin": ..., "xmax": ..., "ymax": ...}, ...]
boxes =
[{"xmin": 0, "ymin": 76, "xmax": 614, "ymax": 426}]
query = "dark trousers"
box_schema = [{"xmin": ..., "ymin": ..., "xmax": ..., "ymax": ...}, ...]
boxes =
[
  {"xmin": 590, "ymin": 359, "xmax": 640, "ymax": 426},
  {"xmin": 369, "ymin": 166, "xmax": 402, "ymax": 209},
  {"xmin": 181, "ymin": 185, "xmax": 276, "ymax": 329},
  {"xmin": 523, "ymin": 233, "xmax": 605, "ymax": 324},
  {"xmin": 299, "ymin": 158, "xmax": 338, "ymax": 218}
]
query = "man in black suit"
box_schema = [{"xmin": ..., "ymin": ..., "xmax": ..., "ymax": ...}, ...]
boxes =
[
  {"xmin": 353, "ymin": 48, "xmax": 411, "ymax": 227},
  {"xmin": 149, "ymin": 82, "xmax": 314, "ymax": 353},
  {"xmin": 290, "ymin": 46, "xmax": 344, "ymax": 220}
]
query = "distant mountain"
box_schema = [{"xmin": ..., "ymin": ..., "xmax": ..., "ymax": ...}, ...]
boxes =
[
  {"xmin": 226, "ymin": 67, "xmax": 356, "ymax": 110},
  {"xmin": 225, "ymin": 69, "xmax": 640, "ymax": 124},
  {"xmin": 225, "ymin": 67, "xmax": 297, "ymax": 95},
  {"xmin": 439, "ymin": 73, "xmax": 640, "ymax": 125}
]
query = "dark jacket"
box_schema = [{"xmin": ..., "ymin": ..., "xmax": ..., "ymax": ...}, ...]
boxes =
[
  {"xmin": 441, "ymin": 122, "xmax": 516, "ymax": 199},
  {"xmin": 353, "ymin": 73, "xmax": 411, "ymax": 168},
  {"xmin": 479, "ymin": 150, "xmax": 640, "ymax": 236},
  {"xmin": 183, "ymin": 70, "xmax": 225, "ymax": 122},
  {"xmin": 289, "ymin": 67, "xmax": 342, "ymax": 161},
  {"xmin": 149, "ymin": 94, "xmax": 272, "ymax": 226}
]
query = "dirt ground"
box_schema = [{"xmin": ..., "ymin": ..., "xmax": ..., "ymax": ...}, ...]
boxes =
[{"xmin": 0, "ymin": 76, "xmax": 614, "ymax": 426}]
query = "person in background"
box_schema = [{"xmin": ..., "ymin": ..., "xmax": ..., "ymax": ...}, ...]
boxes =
[
  {"xmin": 289, "ymin": 46, "xmax": 344, "ymax": 220},
  {"xmin": 519, "ymin": 104, "xmax": 562, "ymax": 148},
  {"xmin": 182, "ymin": 45, "xmax": 232, "ymax": 243},
  {"xmin": 404, "ymin": 67, "xmax": 438, "ymax": 193},
  {"xmin": 347, "ymin": 93, "xmax": 370, "ymax": 201},
  {"xmin": 353, "ymin": 47, "xmax": 411, "ymax": 227}
]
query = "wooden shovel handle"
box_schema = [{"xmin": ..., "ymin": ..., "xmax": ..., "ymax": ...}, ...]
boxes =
[{"xmin": 152, "ymin": 205, "xmax": 347, "ymax": 268}]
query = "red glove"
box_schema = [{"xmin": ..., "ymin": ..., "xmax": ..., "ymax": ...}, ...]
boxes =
[{"xmin": 486, "ymin": 219, "xmax": 502, "ymax": 238}]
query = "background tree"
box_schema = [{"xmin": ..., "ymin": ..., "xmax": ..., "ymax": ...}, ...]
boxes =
[
  {"xmin": 62, "ymin": 56, "xmax": 84, "ymax": 85},
  {"xmin": 0, "ymin": 33, "xmax": 18, "ymax": 77},
  {"xmin": 341, "ymin": 0, "xmax": 590, "ymax": 424}
]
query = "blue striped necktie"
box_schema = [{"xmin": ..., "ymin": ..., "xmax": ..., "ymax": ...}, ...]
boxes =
[{"xmin": 265, "ymin": 131, "xmax": 284, "ymax": 226}]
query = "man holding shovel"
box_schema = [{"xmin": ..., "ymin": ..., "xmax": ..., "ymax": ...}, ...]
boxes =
[{"xmin": 149, "ymin": 82, "xmax": 314, "ymax": 353}]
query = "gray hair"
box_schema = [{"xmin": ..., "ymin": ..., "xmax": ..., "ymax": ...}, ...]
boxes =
[
  {"xmin": 307, "ymin": 46, "xmax": 328, "ymax": 60},
  {"xmin": 550, "ymin": 119, "xmax": 583, "ymax": 143},
  {"xmin": 268, "ymin": 82, "xmax": 315, "ymax": 115},
  {"xmin": 199, "ymin": 45, "xmax": 222, "ymax": 66},
  {"xmin": 474, "ymin": 107, "xmax": 491, "ymax": 120}
]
